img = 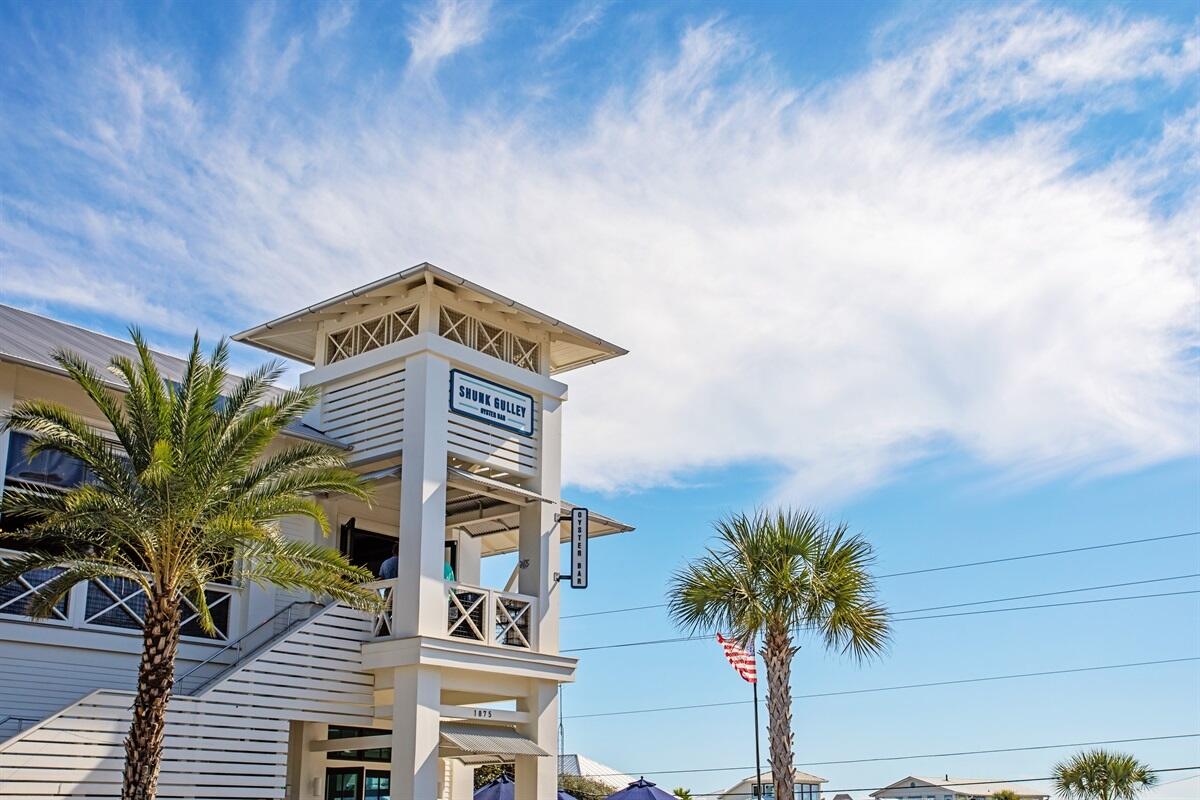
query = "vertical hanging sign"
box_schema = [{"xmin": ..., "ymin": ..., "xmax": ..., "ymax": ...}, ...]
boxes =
[{"xmin": 570, "ymin": 507, "xmax": 589, "ymax": 589}]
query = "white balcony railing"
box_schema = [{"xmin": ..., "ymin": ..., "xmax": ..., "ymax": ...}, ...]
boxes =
[
  {"xmin": 366, "ymin": 579, "xmax": 536, "ymax": 650},
  {"xmin": 0, "ymin": 548, "xmax": 238, "ymax": 641}
]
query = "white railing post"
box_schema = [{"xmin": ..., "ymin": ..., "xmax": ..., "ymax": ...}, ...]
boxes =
[{"xmin": 67, "ymin": 581, "xmax": 89, "ymax": 628}]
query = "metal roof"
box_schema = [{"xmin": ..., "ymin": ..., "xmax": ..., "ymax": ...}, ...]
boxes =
[
  {"xmin": 231, "ymin": 262, "xmax": 628, "ymax": 374},
  {"xmin": 440, "ymin": 723, "xmax": 548, "ymax": 757},
  {"xmin": 0, "ymin": 303, "xmax": 346, "ymax": 449}
]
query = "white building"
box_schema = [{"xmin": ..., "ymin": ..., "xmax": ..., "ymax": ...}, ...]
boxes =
[
  {"xmin": 0, "ymin": 263, "xmax": 634, "ymax": 800},
  {"xmin": 870, "ymin": 776, "xmax": 1050, "ymax": 800},
  {"xmin": 718, "ymin": 770, "xmax": 827, "ymax": 800}
]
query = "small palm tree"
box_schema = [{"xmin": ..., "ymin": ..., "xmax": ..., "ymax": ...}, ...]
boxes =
[
  {"xmin": 1053, "ymin": 749, "xmax": 1158, "ymax": 800},
  {"xmin": 673, "ymin": 789, "xmax": 695, "ymax": 800},
  {"xmin": 668, "ymin": 509, "xmax": 889, "ymax": 800},
  {"xmin": 994, "ymin": 790, "xmax": 1023, "ymax": 800},
  {"xmin": 0, "ymin": 331, "xmax": 381, "ymax": 800}
]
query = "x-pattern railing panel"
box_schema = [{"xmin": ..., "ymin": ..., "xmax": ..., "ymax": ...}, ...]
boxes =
[
  {"xmin": 494, "ymin": 594, "xmax": 531, "ymax": 648},
  {"xmin": 447, "ymin": 585, "xmax": 487, "ymax": 642},
  {"xmin": 0, "ymin": 556, "xmax": 69, "ymax": 621},
  {"xmin": 326, "ymin": 305, "xmax": 422, "ymax": 364}
]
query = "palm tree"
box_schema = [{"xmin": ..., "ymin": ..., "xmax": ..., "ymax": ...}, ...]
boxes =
[
  {"xmin": 0, "ymin": 331, "xmax": 381, "ymax": 800},
  {"xmin": 668, "ymin": 509, "xmax": 889, "ymax": 800},
  {"xmin": 674, "ymin": 789, "xmax": 695, "ymax": 800},
  {"xmin": 1053, "ymin": 749, "xmax": 1158, "ymax": 800},
  {"xmin": 993, "ymin": 790, "xmax": 1022, "ymax": 800}
]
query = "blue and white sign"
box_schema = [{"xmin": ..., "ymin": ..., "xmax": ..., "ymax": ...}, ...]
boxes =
[{"xmin": 449, "ymin": 370, "xmax": 534, "ymax": 437}]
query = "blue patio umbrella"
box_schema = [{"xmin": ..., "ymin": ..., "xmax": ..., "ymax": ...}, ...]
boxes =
[
  {"xmin": 605, "ymin": 778, "xmax": 676, "ymax": 800},
  {"xmin": 474, "ymin": 774, "xmax": 515, "ymax": 800},
  {"xmin": 473, "ymin": 774, "xmax": 580, "ymax": 800}
]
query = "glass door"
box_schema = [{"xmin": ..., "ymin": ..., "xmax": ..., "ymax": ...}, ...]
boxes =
[
  {"xmin": 365, "ymin": 770, "xmax": 390, "ymax": 800},
  {"xmin": 326, "ymin": 767, "xmax": 361, "ymax": 800}
]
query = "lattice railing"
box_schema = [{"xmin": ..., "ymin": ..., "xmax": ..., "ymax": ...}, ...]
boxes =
[
  {"xmin": 326, "ymin": 305, "xmax": 420, "ymax": 364},
  {"xmin": 84, "ymin": 576, "xmax": 234, "ymax": 640},
  {"xmin": 439, "ymin": 306, "xmax": 540, "ymax": 372},
  {"xmin": 367, "ymin": 579, "xmax": 534, "ymax": 649},
  {"xmin": 0, "ymin": 550, "xmax": 69, "ymax": 621}
]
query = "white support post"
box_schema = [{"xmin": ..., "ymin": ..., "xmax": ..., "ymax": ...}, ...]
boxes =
[
  {"xmin": 295, "ymin": 721, "xmax": 329, "ymax": 800},
  {"xmin": 391, "ymin": 665, "xmax": 442, "ymax": 800},
  {"xmin": 518, "ymin": 395, "xmax": 562, "ymax": 653},
  {"xmin": 453, "ymin": 528, "xmax": 482, "ymax": 586},
  {"xmin": 394, "ymin": 352, "xmax": 451, "ymax": 638},
  {"xmin": 514, "ymin": 681, "xmax": 559, "ymax": 800},
  {"xmin": 0, "ymin": 363, "xmax": 14, "ymax": 522}
]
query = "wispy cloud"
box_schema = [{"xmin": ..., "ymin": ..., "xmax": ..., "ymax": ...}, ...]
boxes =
[
  {"xmin": 317, "ymin": 1, "xmax": 356, "ymax": 41},
  {"xmin": 1, "ymin": 3, "xmax": 1196, "ymax": 501},
  {"xmin": 540, "ymin": 0, "xmax": 607, "ymax": 60},
  {"xmin": 405, "ymin": 0, "xmax": 491, "ymax": 75}
]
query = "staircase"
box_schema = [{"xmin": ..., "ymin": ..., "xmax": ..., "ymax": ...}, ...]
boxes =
[{"xmin": 0, "ymin": 603, "xmax": 378, "ymax": 799}]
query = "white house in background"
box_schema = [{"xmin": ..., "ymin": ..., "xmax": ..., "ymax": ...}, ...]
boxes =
[
  {"xmin": 0, "ymin": 263, "xmax": 635, "ymax": 800},
  {"xmin": 870, "ymin": 776, "xmax": 1050, "ymax": 800},
  {"xmin": 557, "ymin": 753, "xmax": 636, "ymax": 790},
  {"xmin": 718, "ymin": 770, "xmax": 827, "ymax": 800}
]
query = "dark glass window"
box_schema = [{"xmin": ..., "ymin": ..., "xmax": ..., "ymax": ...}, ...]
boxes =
[
  {"xmin": 328, "ymin": 726, "xmax": 390, "ymax": 762},
  {"xmin": 4, "ymin": 431, "xmax": 94, "ymax": 488}
]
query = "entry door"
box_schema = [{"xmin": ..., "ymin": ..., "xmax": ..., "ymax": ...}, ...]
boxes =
[
  {"xmin": 364, "ymin": 770, "xmax": 390, "ymax": 800},
  {"xmin": 326, "ymin": 768, "xmax": 361, "ymax": 800}
]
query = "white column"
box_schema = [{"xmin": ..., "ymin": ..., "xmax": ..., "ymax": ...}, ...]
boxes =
[
  {"xmin": 518, "ymin": 395, "xmax": 562, "ymax": 653},
  {"xmin": 294, "ymin": 721, "xmax": 328, "ymax": 800},
  {"xmin": 0, "ymin": 363, "xmax": 15, "ymax": 521},
  {"xmin": 391, "ymin": 665, "xmax": 442, "ymax": 800},
  {"xmin": 514, "ymin": 681, "xmax": 559, "ymax": 800},
  {"xmin": 394, "ymin": 352, "xmax": 450, "ymax": 638},
  {"xmin": 453, "ymin": 528, "xmax": 482, "ymax": 586},
  {"xmin": 449, "ymin": 761, "xmax": 475, "ymax": 800}
]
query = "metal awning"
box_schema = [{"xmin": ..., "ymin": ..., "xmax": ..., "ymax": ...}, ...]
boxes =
[
  {"xmin": 446, "ymin": 466, "xmax": 551, "ymax": 506},
  {"xmin": 440, "ymin": 723, "xmax": 548, "ymax": 757}
]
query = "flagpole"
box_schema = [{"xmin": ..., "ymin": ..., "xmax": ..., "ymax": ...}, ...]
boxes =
[{"xmin": 752, "ymin": 679, "xmax": 764, "ymax": 800}]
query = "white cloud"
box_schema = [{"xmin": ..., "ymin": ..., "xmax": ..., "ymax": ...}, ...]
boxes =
[
  {"xmin": 1, "ymin": 4, "xmax": 1196, "ymax": 501},
  {"xmin": 317, "ymin": 1, "xmax": 356, "ymax": 40},
  {"xmin": 540, "ymin": 1, "xmax": 607, "ymax": 60},
  {"xmin": 405, "ymin": 0, "xmax": 491, "ymax": 74}
]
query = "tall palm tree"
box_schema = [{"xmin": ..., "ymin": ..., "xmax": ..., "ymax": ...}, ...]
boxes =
[
  {"xmin": 1053, "ymin": 749, "xmax": 1158, "ymax": 800},
  {"xmin": 0, "ymin": 331, "xmax": 381, "ymax": 800},
  {"xmin": 668, "ymin": 509, "xmax": 889, "ymax": 800}
]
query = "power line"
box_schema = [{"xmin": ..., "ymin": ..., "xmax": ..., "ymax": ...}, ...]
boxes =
[
  {"xmin": 893, "ymin": 573, "xmax": 1198, "ymax": 615},
  {"xmin": 561, "ymin": 589, "xmax": 1200, "ymax": 653},
  {"xmin": 561, "ymin": 530, "xmax": 1200, "ymax": 620},
  {"xmin": 562, "ymin": 656, "xmax": 1200, "ymax": 719},
  {"xmin": 582, "ymin": 735, "xmax": 1200, "ymax": 779},
  {"xmin": 684, "ymin": 767, "xmax": 1200, "ymax": 798}
]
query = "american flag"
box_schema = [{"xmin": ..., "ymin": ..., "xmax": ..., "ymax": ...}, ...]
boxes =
[{"xmin": 716, "ymin": 634, "xmax": 757, "ymax": 683}]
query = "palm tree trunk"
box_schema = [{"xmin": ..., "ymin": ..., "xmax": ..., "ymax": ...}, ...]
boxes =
[
  {"xmin": 762, "ymin": 625, "xmax": 796, "ymax": 800},
  {"xmin": 122, "ymin": 590, "xmax": 180, "ymax": 800}
]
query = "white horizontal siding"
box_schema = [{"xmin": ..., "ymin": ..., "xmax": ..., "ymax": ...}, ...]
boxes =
[
  {"xmin": 447, "ymin": 405, "xmax": 539, "ymax": 476},
  {"xmin": 0, "ymin": 604, "xmax": 377, "ymax": 799},
  {"xmin": 320, "ymin": 367, "xmax": 405, "ymax": 463}
]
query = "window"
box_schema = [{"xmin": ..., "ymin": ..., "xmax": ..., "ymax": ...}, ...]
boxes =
[
  {"xmin": 797, "ymin": 785, "xmax": 819, "ymax": 800},
  {"xmin": 4, "ymin": 431, "xmax": 94, "ymax": 488},
  {"xmin": 328, "ymin": 726, "xmax": 390, "ymax": 762}
]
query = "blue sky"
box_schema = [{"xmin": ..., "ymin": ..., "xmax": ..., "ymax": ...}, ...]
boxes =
[{"xmin": 1, "ymin": 0, "xmax": 1198, "ymax": 796}]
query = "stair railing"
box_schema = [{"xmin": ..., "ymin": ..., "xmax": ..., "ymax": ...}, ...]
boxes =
[{"xmin": 173, "ymin": 599, "xmax": 325, "ymax": 695}]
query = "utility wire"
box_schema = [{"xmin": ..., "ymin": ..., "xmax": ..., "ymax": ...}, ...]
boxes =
[
  {"xmin": 562, "ymin": 589, "xmax": 1200, "ymax": 653},
  {"xmin": 679, "ymin": 767, "xmax": 1200, "ymax": 798},
  {"xmin": 581, "ymin": 735, "xmax": 1200, "ymax": 780},
  {"xmin": 561, "ymin": 530, "xmax": 1200, "ymax": 620},
  {"xmin": 562, "ymin": 656, "xmax": 1200, "ymax": 719}
]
